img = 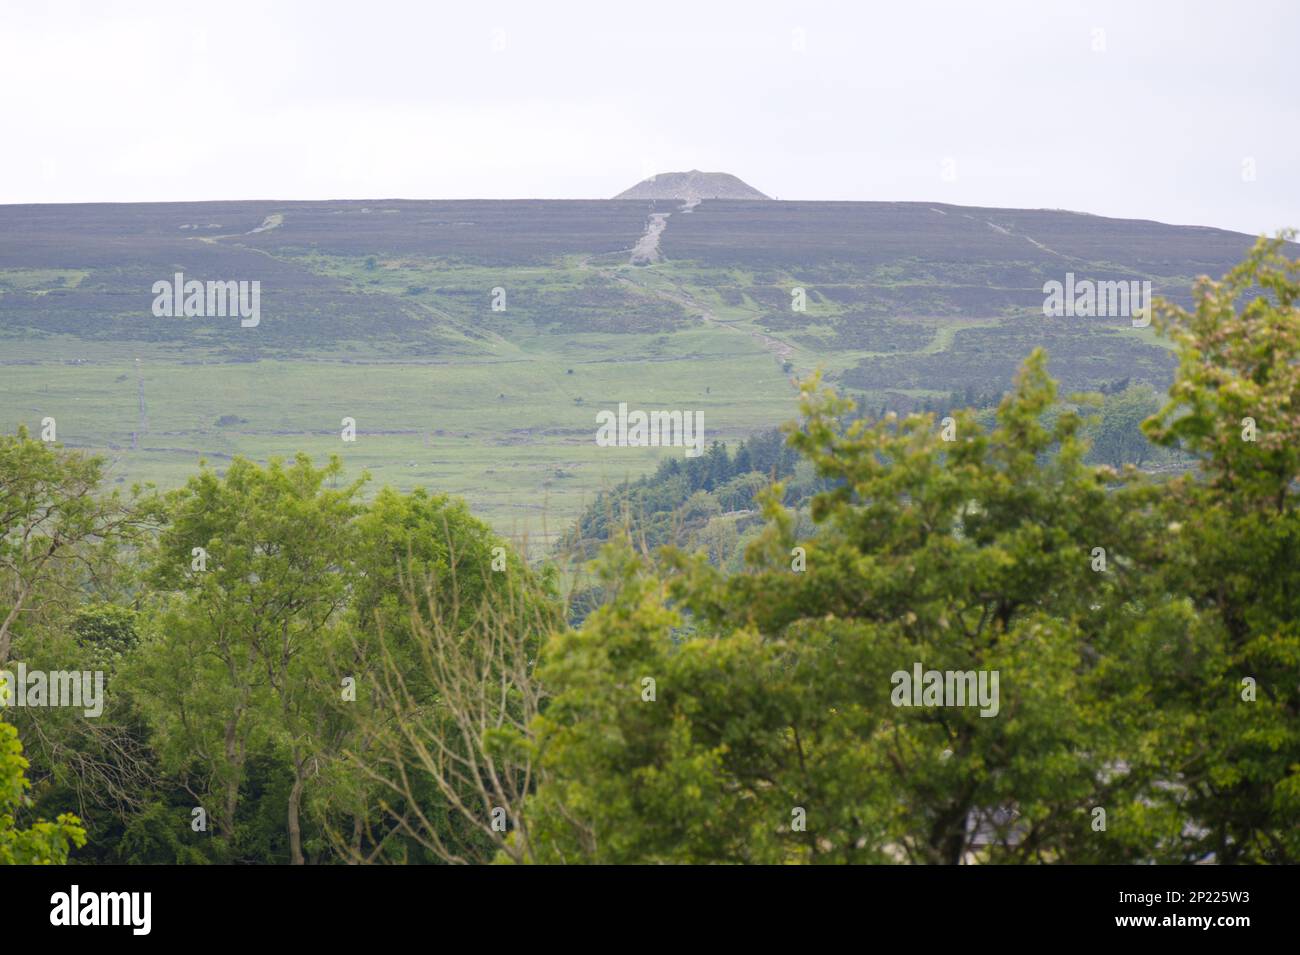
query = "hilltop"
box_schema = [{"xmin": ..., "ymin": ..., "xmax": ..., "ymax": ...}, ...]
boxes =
[{"xmin": 613, "ymin": 170, "xmax": 770, "ymax": 201}]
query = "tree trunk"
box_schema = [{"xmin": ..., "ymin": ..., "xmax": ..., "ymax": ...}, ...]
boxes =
[
  {"xmin": 288, "ymin": 757, "xmax": 306, "ymax": 865},
  {"xmin": 221, "ymin": 716, "xmax": 242, "ymax": 846},
  {"xmin": 0, "ymin": 580, "xmax": 34, "ymax": 664}
]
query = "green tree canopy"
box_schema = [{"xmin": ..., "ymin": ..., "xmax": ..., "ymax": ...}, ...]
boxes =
[{"xmin": 0, "ymin": 714, "xmax": 85, "ymax": 864}]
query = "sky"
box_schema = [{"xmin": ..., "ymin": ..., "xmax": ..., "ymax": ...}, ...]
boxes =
[{"xmin": 1, "ymin": 0, "xmax": 1296, "ymax": 235}]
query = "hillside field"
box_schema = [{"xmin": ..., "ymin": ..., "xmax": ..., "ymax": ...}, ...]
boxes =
[{"xmin": 0, "ymin": 198, "xmax": 1269, "ymax": 542}]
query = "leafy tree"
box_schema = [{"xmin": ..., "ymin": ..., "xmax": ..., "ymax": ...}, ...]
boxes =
[
  {"xmin": 0, "ymin": 714, "xmax": 85, "ymax": 864},
  {"xmin": 519, "ymin": 543, "xmax": 783, "ymax": 862},
  {"xmin": 0, "ymin": 428, "xmax": 151, "ymax": 663},
  {"xmin": 1142, "ymin": 233, "xmax": 1300, "ymax": 862},
  {"xmin": 521, "ymin": 351, "xmax": 1175, "ymax": 863},
  {"xmin": 74, "ymin": 603, "xmax": 141, "ymax": 669},
  {"xmin": 13, "ymin": 602, "xmax": 157, "ymax": 854},
  {"xmin": 0, "ymin": 431, "xmax": 157, "ymax": 862},
  {"xmin": 338, "ymin": 489, "xmax": 560, "ymax": 864},
  {"xmin": 131, "ymin": 454, "xmax": 363, "ymax": 864},
  {"xmin": 1087, "ymin": 382, "xmax": 1161, "ymax": 469}
]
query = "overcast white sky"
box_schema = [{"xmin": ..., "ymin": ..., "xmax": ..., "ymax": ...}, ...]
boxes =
[{"xmin": 1, "ymin": 0, "xmax": 1295, "ymax": 235}]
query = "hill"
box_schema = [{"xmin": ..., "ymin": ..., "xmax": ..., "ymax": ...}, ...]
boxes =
[{"xmin": 0, "ymin": 197, "xmax": 1276, "ymax": 541}]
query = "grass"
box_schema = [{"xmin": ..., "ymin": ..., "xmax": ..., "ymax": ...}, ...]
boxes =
[
  {"xmin": 0, "ymin": 251, "xmax": 1182, "ymax": 545},
  {"xmin": 1, "ymin": 323, "xmax": 799, "ymax": 544},
  {"xmin": 0, "ymin": 269, "xmax": 91, "ymax": 292}
]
